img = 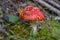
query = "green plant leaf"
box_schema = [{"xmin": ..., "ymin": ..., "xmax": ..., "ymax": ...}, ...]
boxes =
[
  {"xmin": 7, "ymin": 14, "xmax": 19, "ymax": 22},
  {"xmin": 0, "ymin": 8, "xmax": 3, "ymax": 14}
]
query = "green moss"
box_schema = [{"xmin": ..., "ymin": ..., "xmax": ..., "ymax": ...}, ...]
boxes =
[{"xmin": 6, "ymin": 20, "xmax": 60, "ymax": 40}]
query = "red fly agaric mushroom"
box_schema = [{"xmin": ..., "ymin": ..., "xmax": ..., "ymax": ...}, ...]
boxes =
[{"xmin": 19, "ymin": 6, "xmax": 45, "ymax": 35}]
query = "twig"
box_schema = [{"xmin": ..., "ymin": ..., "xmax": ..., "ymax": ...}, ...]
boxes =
[
  {"xmin": 35, "ymin": 0, "xmax": 60, "ymax": 15},
  {"xmin": 44, "ymin": 0, "xmax": 60, "ymax": 10}
]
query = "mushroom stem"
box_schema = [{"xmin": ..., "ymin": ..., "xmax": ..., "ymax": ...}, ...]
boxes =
[
  {"xmin": 30, "ymin": 22, "xmax": 38, "ymax": 35},
  {"xmin": 32, "ymin": 24, "xmax": 37, "ymax": 35}
]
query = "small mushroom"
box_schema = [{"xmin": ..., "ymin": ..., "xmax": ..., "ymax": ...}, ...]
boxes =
[{"xmin": 19, "ymin": 6, "xmax": 45, "ymax": 35}]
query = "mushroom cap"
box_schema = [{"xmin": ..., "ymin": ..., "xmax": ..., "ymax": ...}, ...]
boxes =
[{"xmin": 20, "ymin": 6, "xmax": 45, "ymax": 21}]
